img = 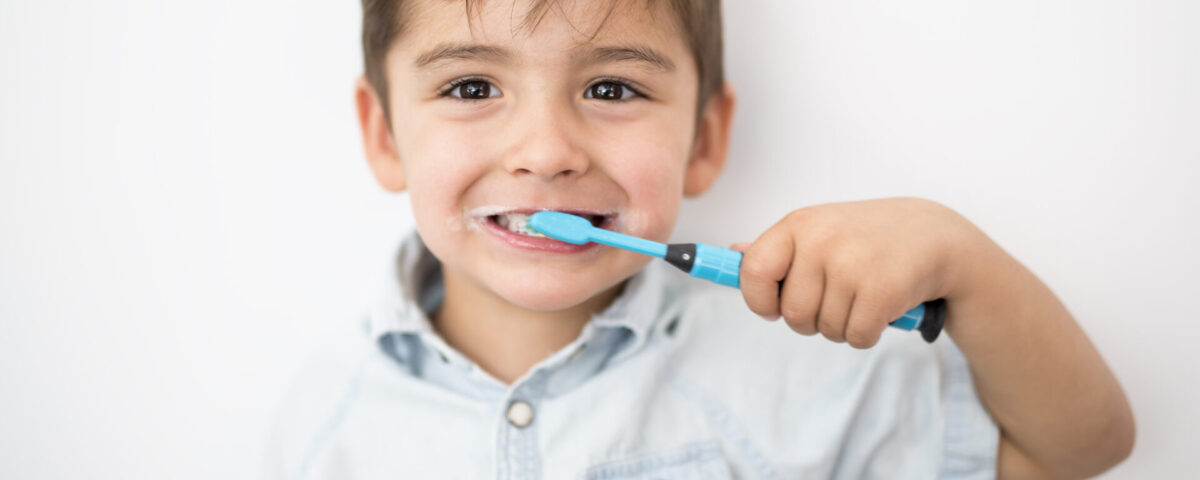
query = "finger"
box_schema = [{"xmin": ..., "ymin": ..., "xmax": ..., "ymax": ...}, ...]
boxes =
[
  {"xmin": 816, "ymin": 278, "xmax": 854, "ymax": 343},
  {"xmin": 844, "ymin": 283, "xmax": 900, "ymax": 349},
  {"xmin": 739, "ymin": 228, "xmax": 794, "ymax": 320},
  {"xmin": 778, "ymin": 257, "xmax": 823, "ymax": 336},
  {"xmin": 729, "ymin": 242, "xmax": 751, "ymax": 253}
]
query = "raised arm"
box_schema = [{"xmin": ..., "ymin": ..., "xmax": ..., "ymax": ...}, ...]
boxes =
[
  {"xmin": 735, "ymin": 197, "xmax": 1134, "ymax": 478},
  {"xmin": 943, "ymin": 230, "xmax": 1134, "ymax": 479}
]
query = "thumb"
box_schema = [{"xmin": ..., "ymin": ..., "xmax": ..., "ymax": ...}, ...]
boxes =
[{"xmin": 729, "ymin": 242, "xmax": 751, "ymax": 253}]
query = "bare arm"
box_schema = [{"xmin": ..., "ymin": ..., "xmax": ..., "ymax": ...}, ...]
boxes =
[
  {"xmin": 945, "ymin": 233, "xmax": 1135, "ymax": 479},
  {"xmin": 737, "ymin": 198, "xmax": 1135, "ymax": 478}
]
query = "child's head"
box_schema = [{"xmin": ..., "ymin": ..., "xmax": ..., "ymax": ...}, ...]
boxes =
[
  {"xmin": 360, "ymin": 0, "xmax": 726, "ymax": 130},
  {"xmin": 355, "ymin": 0, "xmax": 735, "ymax": 312}
]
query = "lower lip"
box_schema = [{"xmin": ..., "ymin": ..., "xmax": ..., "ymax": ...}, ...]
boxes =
[{"xmin": 480, "ymin": 216, "xmax": 601, "ymax": 253}]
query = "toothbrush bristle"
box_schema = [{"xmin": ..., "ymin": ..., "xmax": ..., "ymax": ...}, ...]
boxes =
[{"xmin": 516, "ymin": 216, "xmax": 546, "ymax": 237}]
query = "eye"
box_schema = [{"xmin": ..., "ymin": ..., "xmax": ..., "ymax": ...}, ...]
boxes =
[
  {"xmin": 584, "ymin": 79, "xmax": 642, "ymax": 101},
  {"xmin": 441, "ymin": 78, "xmax": 502, "ymax": 100}
]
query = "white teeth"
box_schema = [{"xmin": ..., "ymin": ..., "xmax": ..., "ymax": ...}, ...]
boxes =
[{"xmin": 494, "ymin": 213, "xmax": 546, "ymax": 237}]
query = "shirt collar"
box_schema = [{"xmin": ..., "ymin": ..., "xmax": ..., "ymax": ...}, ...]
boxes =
[{"xmin": 368, "ymin": 230, "xmax": 687, "ymax": 361}]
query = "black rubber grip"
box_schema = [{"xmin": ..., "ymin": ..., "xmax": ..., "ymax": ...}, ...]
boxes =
[
  {"xmin": 664, "ymin": 243, "xmax": 698, "ymax": 273},
  {"xmin": 918, "ymin": 298, "xmax": 947, "ymax": 343}
]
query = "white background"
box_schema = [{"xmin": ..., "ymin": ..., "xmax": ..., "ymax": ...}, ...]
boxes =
[{"xmin": 1, "ymin": 0, "xmax": 1196, "ymax": 478}]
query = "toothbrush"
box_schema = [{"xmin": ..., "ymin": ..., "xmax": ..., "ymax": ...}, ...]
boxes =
[{"xmin": 529, "ymin": 211, "xmax": 946, "ymax": 342}]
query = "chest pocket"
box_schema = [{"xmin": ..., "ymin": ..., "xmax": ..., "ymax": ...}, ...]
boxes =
[{"xmin": 580, "ymin": 440, "xmax": 733, "ymax": 480}]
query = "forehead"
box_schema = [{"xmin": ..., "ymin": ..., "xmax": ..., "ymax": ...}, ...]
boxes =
[{"xmin": 393, "ymin": 0, "xmax": 690, "ymax": 67}]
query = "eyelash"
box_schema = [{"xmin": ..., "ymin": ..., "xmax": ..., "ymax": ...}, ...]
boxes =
[
  {"xmin": 437, "ymin": 76, "xmax": 494, "ymax": 102},
  {"xmin": 436, "ymin": 76, "xmax": 647, "ymax": 102},
  {"xmin": 589, "ymin": 76, "xmax": 646, "ymax": 101}
]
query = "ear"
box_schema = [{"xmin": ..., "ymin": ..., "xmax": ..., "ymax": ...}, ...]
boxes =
[
  {"xmin": 683, "ymin": 81, "xmax": 736, "ymax": 197},
  {"xmin": 355, "ymin": 76, "xmax": 406, "ymax": 192}
]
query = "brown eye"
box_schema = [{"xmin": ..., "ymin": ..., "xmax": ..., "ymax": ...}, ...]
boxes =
[
  {"xmin": 447, "ymin": 79, "xmax": 500, "ymax": 100},
  {"xmin": 585, "ymin": 81, "xmax": 637, "ymax": 101}
]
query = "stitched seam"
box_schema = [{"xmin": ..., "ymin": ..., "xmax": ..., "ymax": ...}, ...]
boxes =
[
  {"xmin": 669, "ymin": 377, "xmax": 783, "ymax": 480},
  {"xmin": 583, "ymin": 440, "xmax": 721, "ymax": 478}
]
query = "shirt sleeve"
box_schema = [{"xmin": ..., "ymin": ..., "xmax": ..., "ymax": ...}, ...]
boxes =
[{"xmin": 937, "ymin": 338, "xmax": 1001, "ymax": 479}]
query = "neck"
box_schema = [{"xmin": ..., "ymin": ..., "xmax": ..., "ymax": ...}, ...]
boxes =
[{"xmin": 433, "ymin": 268, "xmax": 623, "ymax": 384}]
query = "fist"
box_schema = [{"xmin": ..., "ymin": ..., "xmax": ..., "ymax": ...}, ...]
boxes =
[{"xmin": 735, "ymin": 198, "xmax": 976, "ymax": 348}]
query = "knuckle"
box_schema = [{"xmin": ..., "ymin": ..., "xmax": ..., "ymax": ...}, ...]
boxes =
[
  {"xmin": 779, "ymin": 291, "xmax": 814, "ymax": 322},
  {"xmin": 800, "ymin": 219, "xmax": 838, "ymax": 250},
  {"xmin": 739, "ymin": 286, "xmax": 767, "ymax": 305},
  {"xmin": 827, "ymin": 250, "xmax": 864, "ymax": 277},
  {"xmin": 845, "ymin": 328, "xmax": 877, "ymax": 349},
  {"xmin": 784, "ymin": 208, "xmax": 813, "ymax": 224},
  {"xmin": 780, "ymin": 301, "xmax": 813, "ymax": 324},
  {"xmin": 861, "ymin": 278, "xmax": 900, "ymax": 307},
  {"xmin": 801, "ymin": 226, "xmax": 855, "ymax": 260},
  {"xmin": 817, "ymin": 319, "xmax": 845, "ymax": 343},
  {"xmin": 779, "ymin": 305, "xmax": 803, "ymax": 322},
  {"xmin": 742, "ymin": 297, "xmax": 776, "ymax": 318},
  {"xmin": 740, "ymin": 255, "xmax": 776, "ymax": 281},
  {"xmin": 785, "ymin": 319, "xmax": 816, "ymax": 336},
  {"xmin": 746, "ymin": 305, "xmax": 773, "ymax": 318},
  {"xmin": 783, "ymin": 315, "xmax": 814, "ymax": 334}
]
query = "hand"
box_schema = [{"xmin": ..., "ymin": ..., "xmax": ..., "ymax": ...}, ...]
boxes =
[
  {"xmin": 734, "ymin": 197, "xmax": 982, "ymax": 348},
  {"xmin": 732, "ymin": 199, "xmax": 1136, "ymax": 476}
]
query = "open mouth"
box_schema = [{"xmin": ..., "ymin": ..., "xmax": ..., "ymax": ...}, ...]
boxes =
[{"xmin": 486, "ymin": 211, "xmax": 612, "ymax": 238}]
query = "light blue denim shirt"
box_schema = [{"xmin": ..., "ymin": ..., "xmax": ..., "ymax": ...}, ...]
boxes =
[{"xmin": 265, "ymin": 232, "xmax": 998, "ymax": 479}]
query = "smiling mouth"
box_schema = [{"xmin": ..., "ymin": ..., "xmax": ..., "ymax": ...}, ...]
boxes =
[{"xmin": 487, "ymin": 211, "xmax": 612, "ymax": 238}]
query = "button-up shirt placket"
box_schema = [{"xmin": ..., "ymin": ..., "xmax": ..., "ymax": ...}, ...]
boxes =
[{"xmin": 497, "ymin": 371, "xmax": 549, "ymax": 480}]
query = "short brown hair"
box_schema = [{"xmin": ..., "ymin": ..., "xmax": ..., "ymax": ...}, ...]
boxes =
[{"xmin": 360, "ymin": 0, "xmax": 724, "ymax": 125}]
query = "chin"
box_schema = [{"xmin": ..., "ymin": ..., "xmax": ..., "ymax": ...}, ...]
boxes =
[{"xmin": 489, "ymin": 270, "xmax": 627, "ymax": 312}]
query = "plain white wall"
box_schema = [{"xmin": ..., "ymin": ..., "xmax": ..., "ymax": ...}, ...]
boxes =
[{"xmin": 0, "ymin": 0, "xmax": 1195, "ymax": 478}]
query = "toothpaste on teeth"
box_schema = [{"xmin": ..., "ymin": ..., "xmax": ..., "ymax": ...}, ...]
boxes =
[{"xmin": 495, "ymin": 213, "xmax": 547, "ymax": 237}]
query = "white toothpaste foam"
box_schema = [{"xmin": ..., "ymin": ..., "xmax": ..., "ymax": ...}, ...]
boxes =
[{"xmin": 460, "ymin": 205, "xmax": 625, "ymax": 237}]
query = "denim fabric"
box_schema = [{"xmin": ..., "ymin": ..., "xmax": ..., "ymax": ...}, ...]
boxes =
[{"xmin": 264, "ymin": 232, "xmax": 998, "ymax": 479}]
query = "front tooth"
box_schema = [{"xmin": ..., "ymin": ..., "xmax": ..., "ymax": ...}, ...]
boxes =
[
  {"xmin": 507, "ymin": 213, "xmax": 529, "ymax": 232},
  {"xmin": 512, "ymin": 214, "xmax": 537, "ymax": 236},
  {"xmin": 500, "ymin": 213, "xmax": 546, "ymax": 237}
]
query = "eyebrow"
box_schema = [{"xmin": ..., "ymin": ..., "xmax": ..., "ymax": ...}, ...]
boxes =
[
  {"xmin": 412, "ymin": 42, "xmax": 675, "ymax": 73},
  {"xmin": 580, "ymin": 46, "xmax": 676, "ymax": 72},
  {"xmin": 413, "ymin": 44, "xmax": 512, "ymax": 69}
]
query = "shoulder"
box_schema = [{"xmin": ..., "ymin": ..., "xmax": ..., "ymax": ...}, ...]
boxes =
[
  {"xmin": 263, "ymin": 318, "xmax": 379, "ymax": 480},
  {"xmin": 667, "ymin": 284, "xmax": 978, "ymax": 405},
  {"xmin": 662, "ymin": 285, "xmax": 997, "ymax": 477}
]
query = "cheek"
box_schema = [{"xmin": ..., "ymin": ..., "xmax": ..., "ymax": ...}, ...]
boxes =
[
  {"xmin": 394, "ymin": 117, "xmax": 493, "ymax": 239},
  {"xmin": 604, "ymin": 123, "xmax": 691, "ymax": 241}
]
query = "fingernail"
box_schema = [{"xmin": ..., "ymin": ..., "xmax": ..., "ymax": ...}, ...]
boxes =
[{"xmin": 759, "ymin": 314, "xmax": 779, "ymax": 322}]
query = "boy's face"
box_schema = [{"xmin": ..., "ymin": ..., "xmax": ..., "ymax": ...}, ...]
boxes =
[{"xmin": 358, "ymin": 0, "xmax": 733, "ymax": 312}]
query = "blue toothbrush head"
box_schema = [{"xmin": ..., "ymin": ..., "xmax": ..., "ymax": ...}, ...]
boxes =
[{"xmin": 529, "ymin": 211, "xmax": 594, "ymax": 244}]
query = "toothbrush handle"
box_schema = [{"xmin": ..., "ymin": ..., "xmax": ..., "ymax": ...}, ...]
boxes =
[{"xmin": 666, "ymin": 243, "xmax": 946, "ymax": 343}]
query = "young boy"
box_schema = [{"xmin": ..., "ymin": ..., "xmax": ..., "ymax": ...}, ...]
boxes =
[{"xmin": 266, "ymin": 0, "xmax": 1134, "ymax": 478}]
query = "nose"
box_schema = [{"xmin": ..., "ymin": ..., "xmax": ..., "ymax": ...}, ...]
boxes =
[{"xmin": 502, "ymin": 99, "xmax": 590, "ymax": 181}]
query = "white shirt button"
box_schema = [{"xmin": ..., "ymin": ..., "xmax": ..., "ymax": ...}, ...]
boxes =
[{"xmin": 506, "ymin": 399, "xmax": 534, "ymax": 428}]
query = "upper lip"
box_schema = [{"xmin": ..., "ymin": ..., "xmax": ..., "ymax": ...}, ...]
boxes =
[{"xmin": 466, "ymin": 206, "xmax": 618, "ymax": 218}]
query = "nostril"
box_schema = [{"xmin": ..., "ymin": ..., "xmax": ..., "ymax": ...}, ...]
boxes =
[
  {"xmin": 508, "ymin": 163, "xmax": 582, "ymax": 180},
  {"xmin": 513, "ymin": 167, "xmax": 573, "ymax": 177}
]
